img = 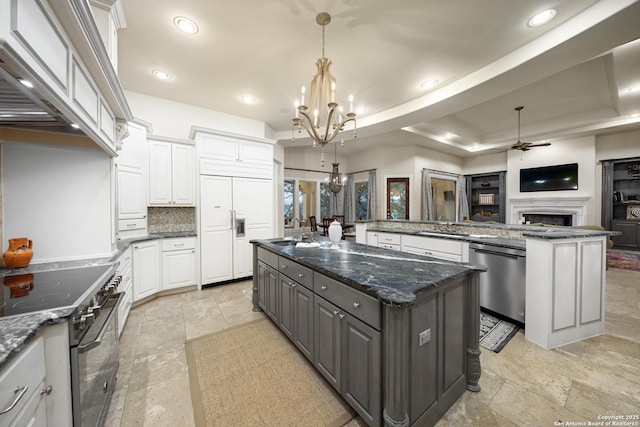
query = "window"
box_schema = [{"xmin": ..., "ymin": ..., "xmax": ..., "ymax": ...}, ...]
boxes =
[
  {"xmin": 298, "ymin": 181, "xmax": 316, "ymax": 224},
  {"xmin": 431, "ymin": 177, "xmax": 457, "ymax": 221},
  {"xmin": 355, "ymin": 181, "xmax": 369, "ymax": 220},
  {"xmin": 387, "ymin": 177, "xmax": 409, "ymax": 219},
  {"xmin": 284, "ymin": 180, "xmax": 294, "ymax": 225},
  {"xmin": 319, "ymin": 183, "xmax": 331, "ymax": 219}
]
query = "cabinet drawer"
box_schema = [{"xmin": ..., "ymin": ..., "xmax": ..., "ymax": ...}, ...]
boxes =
[
  {"xmin": 257, "ymin": 247, "xmax": 278, "ymax": 269},
  {"xmin": 162, "ymin": 237, "xmax": 196, "ymax": 251},
  {"xmin": 278, "ymin": 257, "xmax": 313, "ymax": 289},
  {"xmin": 0, "ymin": 337, "xmax": 45, "ymax": 426},
  {"xmin": 314, "ymin": 273, "xmax": 380, "ymax": 330},
  {"xmin": 115, "ymin": 247, "xmax": 132, "ymax": 275},
  {"xmin": 377, "ymin": 233, "xmax": 401, "ymax": 245},
  {"xmin": 402, "ymin": 235, "xmax": 463, "ymax": 256},
  {"xmin": 118, "ymin": 217, "xmax": 147, "ymax": 231}
]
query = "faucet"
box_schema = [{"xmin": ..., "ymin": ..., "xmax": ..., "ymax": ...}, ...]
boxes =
[{"xmin": 291, "ymin": 218, "xmax": 313, "ymax": 242}]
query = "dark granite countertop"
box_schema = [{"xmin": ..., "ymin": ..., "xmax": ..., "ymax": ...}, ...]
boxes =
[
  {"xmin": 254, "ymin": 238, "xmax": 486, "ymax": 307},
  {"xmin": 0, "ymin": 231, "xmax": 197, "ymax": 370}
]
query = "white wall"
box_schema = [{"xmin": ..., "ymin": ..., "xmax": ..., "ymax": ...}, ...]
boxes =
[
  {"xmin": 506, "ymin": 136, "xmax": 597, "ymax": 224},
  {"xmin": 2, "ymin": 143, "xmax": 114, "ymax": 263},
  {"xmin": 125, "ymin": 91, "xmax": 271, "ymax": 140}
]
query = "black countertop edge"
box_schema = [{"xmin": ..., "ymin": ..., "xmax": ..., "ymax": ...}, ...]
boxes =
[
  {"xmin": 0, "ymin": 231, "xmax": 197, "ymax": 370},
  {"xmin": 253, "ymin": 239, "xmax": 486, "ymax": 307}
]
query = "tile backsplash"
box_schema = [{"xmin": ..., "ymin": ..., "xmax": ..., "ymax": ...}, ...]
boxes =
[{"xmin": 148, "ymin": 207, "xmax": 196, "ymax": 233}]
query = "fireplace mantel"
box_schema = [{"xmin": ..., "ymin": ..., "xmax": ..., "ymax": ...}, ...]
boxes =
[{"xmin": 509, "ymin": 196, "xmax": 590, "ymax": 226}]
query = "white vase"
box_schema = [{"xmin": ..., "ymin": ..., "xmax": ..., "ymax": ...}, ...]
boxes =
[{"xmin": 328, "ymin": 220, "xmax": 342, "ymax": 249}]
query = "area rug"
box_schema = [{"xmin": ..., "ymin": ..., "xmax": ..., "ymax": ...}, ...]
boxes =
[
  {"xmin": 479, "ymin": 311, "xmax": 519, "ymax": 353},
  {"xmin": 607, "ymin": 249, "xmax": 640, "ymax": 271},
  {"xmin": 185, "ymin": 318, "xmax": 356, "ymax": 427}
]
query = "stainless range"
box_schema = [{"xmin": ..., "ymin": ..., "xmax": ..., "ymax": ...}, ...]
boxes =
[{"xmin": 1, "ymin": 264, "xmax": 122, "ymax": 427}]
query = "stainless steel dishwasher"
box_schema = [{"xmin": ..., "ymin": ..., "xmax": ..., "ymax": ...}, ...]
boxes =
[{"xmin": 469, "ymin": 243, "xmax": 526, "ymax": 323}]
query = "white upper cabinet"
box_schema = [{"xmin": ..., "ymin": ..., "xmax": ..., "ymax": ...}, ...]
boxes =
[
  {"xmin": 117, "ymin": 122, "xmax": 148, "ymax": 231},
  {"xmin": 194, "ymin": 129, "xmax": 274, "ymax": 179},
  {"xmin": 0, "ymin": 0, "xmax": 132, "ymax": 154},
  {"xmin": 148, "ymin": 138, "xmax": 195, "ymax": 206}
]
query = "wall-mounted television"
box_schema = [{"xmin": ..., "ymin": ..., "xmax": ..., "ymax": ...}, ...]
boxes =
[{"xmin": 520, "ymin": 163, "xmax": 578, "ymax": 192}]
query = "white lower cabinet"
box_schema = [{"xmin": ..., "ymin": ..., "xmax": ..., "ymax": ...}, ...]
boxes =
[
  {"xmin": 115, "ymin": 247, "xmax": 133, "ymax": 336},
  {"xmin": 132, "ymin": 240, "xmax": 161, "ymax": 302},
  {"xmin": 162, "ymin": 238, "xmax": 196, "ymax": 290},
  {"xmin": 0, "ymin": 337, "xmax": 46, "ymax": 427}
]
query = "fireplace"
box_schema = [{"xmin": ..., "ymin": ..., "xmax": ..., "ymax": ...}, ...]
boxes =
[
  {"xmin": 510, "ymin": 197, "xmax": 590, "ymax": 226},
  {"xmin": 523, "ymin": 214, "xmax": 572, "ymax": 226}
]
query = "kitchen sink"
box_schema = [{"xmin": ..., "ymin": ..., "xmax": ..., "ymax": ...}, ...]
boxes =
[{"xmin": 270, "ymin": 239, "xmax": 299, "ymax": 246}]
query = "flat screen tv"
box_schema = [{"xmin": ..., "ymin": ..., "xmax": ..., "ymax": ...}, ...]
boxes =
[{"xmin": 520, "ymin": 163, "xmax": 578, "ymax": 192}]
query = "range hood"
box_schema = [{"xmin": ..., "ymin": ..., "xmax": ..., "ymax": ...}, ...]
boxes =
[
  {"xmin": 0, "ymin": 64, "xmax": 84, "ymax": 135},
  {"xmin": 0, "ymin": 0, "xmax": 133, "ymax": 154}
]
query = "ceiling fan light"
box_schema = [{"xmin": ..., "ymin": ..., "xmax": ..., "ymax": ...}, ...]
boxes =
[{"xmin": 527, "ymin": 9, "xmax": 556, "ymax": 27}]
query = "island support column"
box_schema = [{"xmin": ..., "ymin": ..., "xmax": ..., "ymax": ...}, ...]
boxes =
[
  {"xmin": 382, "ymin": 302, "xmax": 410, "ymax": 427},
  {"xmin": 251, "ymin": 244, "xmax": 261, "ymax": 312},
  {"xmin": 467, "ymin": 273, "xmax": 481, "ymax": 392}
]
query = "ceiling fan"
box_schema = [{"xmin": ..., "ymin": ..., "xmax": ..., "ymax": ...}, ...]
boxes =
[{"xmin": 511, "ymin": 106, "xmax": 551, "ymax": 151}]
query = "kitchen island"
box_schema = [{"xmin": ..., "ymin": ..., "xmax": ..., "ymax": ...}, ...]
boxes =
[{"xmin": 251, "ymin": 238, "xmax": 485, "ymax": 427}]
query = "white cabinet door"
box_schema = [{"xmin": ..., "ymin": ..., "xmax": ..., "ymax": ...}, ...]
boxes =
[
  {"xmin": 148, "ymin": 141, "xmax": 173, "ymax": 205},
  {"xmin": 232, "ymin": 178, "xmax": 273, "ymax": 278},
  {"xmin": 171, "ymin": 144, "xmax": 195, "ymax": 205},
  {"xmin": 149, "ymin": 141, "xmax": 194, "ymax": 205},
  {"xmin": 132, "ymin": 240, "xmax": 161, "ymax": 301},
  {"xmin": 118, "ymin": 168, "xmax": 146, "ymax": 219},
  {"xmin": 163, "ymin": 249, "xmax": 196, "ymax": 289},
  {"xmin": 200, "ymin": 176, "xmax": 234, "ymax": 284}
]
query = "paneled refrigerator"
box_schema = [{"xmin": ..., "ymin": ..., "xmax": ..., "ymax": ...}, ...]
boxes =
[{"xmin": 200, "ymin": 175, "xmax": 273, "ymax": 284}]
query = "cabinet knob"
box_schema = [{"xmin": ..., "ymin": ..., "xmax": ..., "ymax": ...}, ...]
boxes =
[
  {"xmin": 339, "ymin": 314, "xmax": 345, "ymax": 319},
  {"xmin": 333, "ymin": 310, "xmax": 339, "ymax": 315},
  {"xmin": 321, "ymin": 285, "xmax": 327, "ymax": 291},
  {"xmin": 353, "ymin": 302, "xmax": 360, "ymax": 308},
  {"xmin": 281, "ymin": 265, "xmax": 287, "ymax": 269},
  {"xmin": 298, "ymin": 273, "xmax": 304, "ymax": 278},
  {"xmin": 40, "ymin": 385, "xmax": 53, "ymax": 396}
]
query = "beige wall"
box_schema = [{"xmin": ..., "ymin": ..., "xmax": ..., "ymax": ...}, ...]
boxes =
[{"xmin": 282, "ymin": 129, "xmax": 640, "ymax": 225}]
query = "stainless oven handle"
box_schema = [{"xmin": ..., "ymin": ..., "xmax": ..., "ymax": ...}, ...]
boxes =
[{"xmin": 78, "ymin": 293, "xmax": 122, "ymax": 354}]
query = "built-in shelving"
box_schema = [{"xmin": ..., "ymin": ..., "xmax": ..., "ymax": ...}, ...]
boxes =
[
  {"xmin": 465, "ymin": 171, "xmax": 506, "ymax": 223},
  {"xmin": 602, "ymin": 157, "xmax": 640, "ymax": 250}
]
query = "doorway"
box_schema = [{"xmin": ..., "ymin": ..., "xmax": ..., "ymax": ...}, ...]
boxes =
[{"xmin": 386, "ymin": 177, "xmax": 409, "ymax": 219}]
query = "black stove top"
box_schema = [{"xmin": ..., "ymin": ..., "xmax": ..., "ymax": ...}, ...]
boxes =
[{"xmin": 0, "ymin": 264, "xmax": 115, "ymax": 318}]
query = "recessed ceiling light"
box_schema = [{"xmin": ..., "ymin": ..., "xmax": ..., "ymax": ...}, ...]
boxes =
[
  {"xmin": 527, "ymin": 9, "xmax": 557, "ymax": 27},
  {"xmin": 420, "ymin": 79, "xmax": 438, "ymax": 90},
  {"xmin": 174, "ymin": 16, "xmax": 198, "ymax": 34},
  {"xmin": 241, "ymin": 95, "xmax": 256, "ymax": 104},
  {"xmin": 152, "ymin": 70, "xmax": 172, "ymax": 80},
  {"xmin": 627, "ymin": 86, "xmax": 640, "ymax": 93},
  {"xmin": 18, "ymin": 78, "xmax": 34, "ymax": 88},
  {"xmin": 70, "ymin": 123, "xmax": 80, "ymax": 129}
]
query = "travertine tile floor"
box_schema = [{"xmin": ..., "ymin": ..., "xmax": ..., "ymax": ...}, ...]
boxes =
[{"xmin": 106, "ymin": 268, "xmax": 640, "ymax": 427}]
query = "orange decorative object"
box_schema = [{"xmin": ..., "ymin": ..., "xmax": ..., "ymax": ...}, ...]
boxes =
[
  {"xmin": 4, "ymin": 274, "xmax": 35, "ymax": 297},
  {"xmin": 3, "ymin": 238, "xmax": 34, "ymax": 269}
]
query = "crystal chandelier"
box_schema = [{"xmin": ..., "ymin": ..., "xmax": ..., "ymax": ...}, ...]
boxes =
[{"xmin": 292, "ymin": 12, "xmax": 357, "ymax": 167}]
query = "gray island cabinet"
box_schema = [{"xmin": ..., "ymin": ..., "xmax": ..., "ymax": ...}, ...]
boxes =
[{"xmin": 252, "ymin": 239, "xmax": 485, "ymax": 427}]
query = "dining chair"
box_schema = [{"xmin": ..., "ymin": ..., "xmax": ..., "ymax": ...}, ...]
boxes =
[
  {"xmin": 309, "ymin": 216, "xmax": 318, "ymax": 232},
  {"xmin": 322, "ymin": 217, "xmax": 333, "ymax": 236},
  {"xmin": 333, "ymin": 215, "xmax": 345, "ymax": 224}
]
